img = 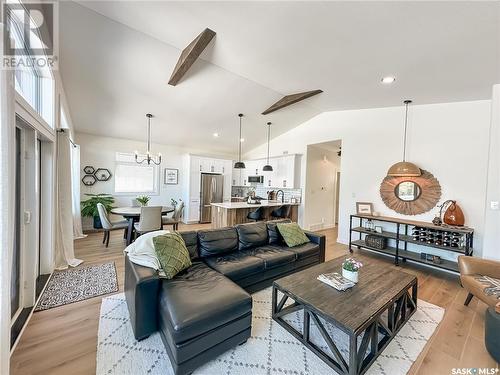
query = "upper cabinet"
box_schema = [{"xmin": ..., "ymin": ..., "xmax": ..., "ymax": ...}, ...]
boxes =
[{"xmin": 231, "ymin": 154, "xmax": 301, "ymax": 189}]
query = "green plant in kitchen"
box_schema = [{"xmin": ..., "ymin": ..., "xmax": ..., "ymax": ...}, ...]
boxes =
[
  {"xmin": 136, "ymin": 195, "xmax": 151, "ymax": 206},
  {"xmin": 80, "ymin": 193, "xmax": 115, "ymax": 229}
]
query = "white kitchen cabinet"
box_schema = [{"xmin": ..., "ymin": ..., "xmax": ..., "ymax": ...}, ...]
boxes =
[
  {"xmin": 222, "ymin": 160, "xmax": 233, "ymax": 201},
  {"xmin": 189, "ymin": 171, "xmax": 201, "ymax": 199},
  {"xmin": 232, "ymin": 167, "xmax": 240, "ymax": 186},
  {"xmin": 190, "ymin": 155, "xmax": 202, "ymax": 173},
  {"xmin": 188, "ymin": 198, "xmax": 200, "ymax": 222},
  {"xmin": 230, "ymin": 154, "xmax": 300, "ymax": 188},
  {"xmin": 223, "ymin": 175, "xmax": 232, "ymax": 201},
  {"xmin": 222, "ymin": 160, "xmax": 232, "ymax": 175}
]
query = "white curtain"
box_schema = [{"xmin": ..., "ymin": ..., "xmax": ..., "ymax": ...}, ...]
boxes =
[
  {"xmin": 55, "ymin": 131, "xmax": 83, "ymax": 269},
  {"xmin": 71, "ymin": 144, "xmax": 86, "ymax": 239},
  {"xmin": 0, "ymin": 24, "xmax": 15, "ymax": 375}
]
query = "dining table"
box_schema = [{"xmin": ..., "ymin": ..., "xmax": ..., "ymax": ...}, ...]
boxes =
[{"xmin": 110, "ymin": 206, "xmax": 174, "ymax": 245}]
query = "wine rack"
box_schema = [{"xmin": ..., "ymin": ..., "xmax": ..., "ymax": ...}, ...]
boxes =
[{"xmin": 349, "ymin": 214, "xmax": 474, "ymax": 273}]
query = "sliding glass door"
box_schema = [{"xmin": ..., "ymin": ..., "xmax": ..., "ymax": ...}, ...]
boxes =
[{"xmin": 11, "ymin": 128, "xmax": 22, "ymax": 319}]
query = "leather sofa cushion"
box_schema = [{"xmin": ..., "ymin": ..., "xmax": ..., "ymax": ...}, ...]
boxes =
[
  {"xmin": 236, "ymin": 222, "xmax": 268, "ymax": 250},
  {"xmin": 277, "ymin": 242, "xmax": 319, "ymax": 260},
  {"xmin": 179, "ymin": 231, "xmax": 199, "ymax": 260},
  {"xmin": 159, "ymin": 261, "xmax": 251, "ymax": 344},
  {"xmin": 204, "ymin": 250, "xmax": 265, "ymax": 281},
  {"xmin": 267, "ymin": 219, "xmax": 291, "ymax": 245},
  {"xmin": 250, "ymin": 246, "xmax": 296, "ymax": 269},
  {"xmin": 198, "ymin": 227, "xmax": 239, "ymax": 257}
]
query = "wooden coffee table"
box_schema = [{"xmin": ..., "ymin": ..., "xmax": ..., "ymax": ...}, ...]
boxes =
[{"xmin": 272, "ymin": 257, "xmax": 417, "ymax": 375}]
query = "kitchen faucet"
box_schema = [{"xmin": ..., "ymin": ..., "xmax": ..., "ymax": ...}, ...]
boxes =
[{"xmin": 276, "ymin": 190, "xmax": 284, "ymax": 203}]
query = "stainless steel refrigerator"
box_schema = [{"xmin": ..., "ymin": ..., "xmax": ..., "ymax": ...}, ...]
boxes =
[{"xmin": 200, "ymin": 173, "xmax": 224, "ymax": 223}]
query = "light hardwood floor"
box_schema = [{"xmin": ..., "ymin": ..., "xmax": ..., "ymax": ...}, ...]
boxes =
[{"xmin": 10, "ymin": 225, "xmax": 499, "ymax": 374}]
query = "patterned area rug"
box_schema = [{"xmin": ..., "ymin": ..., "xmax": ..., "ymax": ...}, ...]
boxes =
[
  {"xmin": 35, "ymin": 262, "xmax": 118, "ymax": 311},
  {"xmin": 97, "ymin": 287, "xmax": 444, "ymax": 375}
]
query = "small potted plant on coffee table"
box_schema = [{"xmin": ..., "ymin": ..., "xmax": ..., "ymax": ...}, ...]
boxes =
[{"xmin": 342, "ymin": 258, "xmax": 363, "ymax": 283}]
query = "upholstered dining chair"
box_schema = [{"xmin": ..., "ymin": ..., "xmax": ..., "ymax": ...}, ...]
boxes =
[
  {"xmin": 162, "ymin": 201, "xmax": 184, "ymax": 230},
  {"xmin": 97, "ymin": 203, "xmax": 128, "ymax": 247},
  {"xmin": 271, "ymin": 205, "xmax": 291, "ymax": 219},
  {"xmin": 133, "ymin": 206, "xmax": 162, "ymax": 240}
]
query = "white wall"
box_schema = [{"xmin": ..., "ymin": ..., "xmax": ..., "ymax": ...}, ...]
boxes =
[
  {"xmin": 482, "ymin": 85, "xmax": 500, "ymax": 260},
  {"xmin": 245, "ymin": 100, "xmax": 492, "ymax": 257},
  {"xmin": 75, "ymin": 132, "xmax": 233, "ymax": 230},
  {"xmin": 304, "ymin": 145, "xmax": 341, "ymax": 230}
]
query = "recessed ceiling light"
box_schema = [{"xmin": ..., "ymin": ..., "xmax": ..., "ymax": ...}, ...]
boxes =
[
  {"xmin": 213, "ymin": 132, "xmax": 219, "ymax": 137},
  {"xmin": 381, "ymin": 76, "xmax": 396, "ymax": 84},
  {"xmin": 240, "ymin": 138, "xmax": 245, "ymax": 142}
]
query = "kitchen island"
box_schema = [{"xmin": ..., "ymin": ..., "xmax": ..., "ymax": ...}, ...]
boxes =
[{"xmin": 210, "ymin": 200, "xmax": 299, "ymax": 228}]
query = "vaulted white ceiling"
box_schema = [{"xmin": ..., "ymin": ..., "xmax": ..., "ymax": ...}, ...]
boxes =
[{"xmin": 60, "ymin": 1, "xmax": 499, "ymax": 155}]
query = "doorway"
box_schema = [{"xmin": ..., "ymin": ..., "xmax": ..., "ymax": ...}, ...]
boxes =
[
  {"xmin": 10, "ymin": 115, "xmax": 51, "ymax": 348},
  {"xmin": 304, "ymin": 140, "xmax": 342, "ymax": 231}
]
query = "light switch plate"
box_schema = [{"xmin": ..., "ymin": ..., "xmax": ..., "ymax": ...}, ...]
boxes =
[
  {"xmin": 24, "ymin": 210, "xmax": 31, "ymax": 224},
  {"xmin": 491, "ymin": 201, "xmax": 499, "ymax": 210}
]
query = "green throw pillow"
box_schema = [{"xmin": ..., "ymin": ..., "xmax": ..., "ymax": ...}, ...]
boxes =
[
  {"xmin": 276, "ymin": 222, "xmax": 310, "ymax": 247},
  {"xmin": 153, "ymin": 232, "xmax": 192, "ymax": 279}
]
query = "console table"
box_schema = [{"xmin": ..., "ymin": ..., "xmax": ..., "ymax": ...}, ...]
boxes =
[{"xmin": 349, "ymin": 214, "xmax": 474, "ymax": 273}]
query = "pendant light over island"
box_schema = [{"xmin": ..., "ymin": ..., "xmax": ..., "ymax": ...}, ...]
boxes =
[
  {"xmin": 234, "ymin": 113, "xmax": 245, "ymax": 169},
  {"xmin": 262, "ymin": 122, "xmax": 273, "ymax": 172}
]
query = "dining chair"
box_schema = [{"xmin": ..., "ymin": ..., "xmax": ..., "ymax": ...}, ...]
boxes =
[
  {"xmin": 247, "ymin": 206, "xmax": 264, "ymax": 222},
  {"xmin": 133, "ymin": 206, "xmax": 162, "ymax": 240},
  {"xmin": 97, "ymin": 203, "xmax": 129, "ymax": 247},
  {"xmin": 162, "ymin": 201, "xmax": 184, "ymax": 231},
  {"xmin": 271, "ymin": 205, "xmax": 291, "ymax": 219}
]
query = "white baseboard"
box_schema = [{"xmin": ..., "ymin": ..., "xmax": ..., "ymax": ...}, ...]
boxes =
[{"xmin": 308, "ymin": 223, "xmax": 336, "ymax": 231}]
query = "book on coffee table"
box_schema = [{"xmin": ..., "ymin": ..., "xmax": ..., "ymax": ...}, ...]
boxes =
[{"xmin": 317, "ymin": 272, "xmax": 355, "ymax": 291}]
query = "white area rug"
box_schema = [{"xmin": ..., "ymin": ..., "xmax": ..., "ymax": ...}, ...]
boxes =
[{"xmin": 97, "ymin": 288, "xmax": 444, "ymax": 375}]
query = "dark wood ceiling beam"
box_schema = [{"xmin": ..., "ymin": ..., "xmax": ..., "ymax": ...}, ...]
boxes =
[
  {"xmin": 168, "ymin": 28, "xmax": 216, "ymax": 86},
  {"xmin": 262, "ymin": 89, "xmax": 323, "ymax": 115}
]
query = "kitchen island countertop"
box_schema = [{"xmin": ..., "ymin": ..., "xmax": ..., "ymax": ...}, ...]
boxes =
[{"xmin": 211, "ymin": 200, "xmax": 300, "ymax": 209}]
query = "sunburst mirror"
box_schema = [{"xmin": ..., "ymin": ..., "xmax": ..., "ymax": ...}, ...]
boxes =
[{"xmin": 380, "ymin": 169, "xmax": 441, "ymax": 215}]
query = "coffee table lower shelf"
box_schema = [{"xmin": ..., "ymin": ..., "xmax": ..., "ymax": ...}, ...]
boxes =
[{"xmin": 271, "ymin": 280, "xmax": 418, "ymax": 375}]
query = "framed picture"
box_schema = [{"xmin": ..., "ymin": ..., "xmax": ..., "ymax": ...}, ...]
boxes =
[
  {"xmin": 164, "ymin": 168, "xmax": 178, "ymax": 185},
  {"xmin": 356, "ymin": 202, "xmax": 373, "ymax": 215}
]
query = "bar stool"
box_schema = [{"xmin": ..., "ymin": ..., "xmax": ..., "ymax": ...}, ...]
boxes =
[
  {"xmin": 247, "ymin": 207, "xmax": 264, "ymax": 222},
  {"xmin": 271, "ymin": 205, "xmax": 291, "ymax": 219}
]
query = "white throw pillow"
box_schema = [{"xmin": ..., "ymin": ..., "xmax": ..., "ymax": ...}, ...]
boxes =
[{"xmin": 123, "ymin": 230, "xmax": 170, "ymax": 271}]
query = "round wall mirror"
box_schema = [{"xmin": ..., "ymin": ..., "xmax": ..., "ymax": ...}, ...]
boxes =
[
  {"xmin": 380, "ymin": 169, "xmax": 441, "ymax": 215},
  {"xmin": 395, "ymin": 181, "xmax": 421, "ymax": 202}
]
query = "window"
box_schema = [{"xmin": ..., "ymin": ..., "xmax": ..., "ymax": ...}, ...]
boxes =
[
  {"xmin": 114, "ymin": 153, "xmax": 159, "ymax": 194},
  {"xmin": 8, "ymin": 2, "xmax": 55, "ymax": 127}
]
